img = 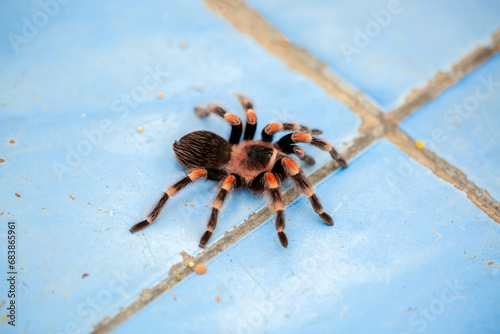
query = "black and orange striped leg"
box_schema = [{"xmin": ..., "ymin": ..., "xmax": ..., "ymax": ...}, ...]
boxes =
[
  {"xmin": 261, "ymin": 122, "xmax": 322, "ymax": 143},
  {"xmin": 280, "ymin": 144, "xmax": 316, "ymax": 165},
  {"xmin": 238, "ymin": 95, "xmax": 257, "ymax": 140},
  {"xmin": 199, "ymin": 174, "xmax": 240, "ymax": 248},
  {"xmin": 263, "ymin": 172, "xmax": 288, "ymax": 248},
  {"xmin": 130, "ymin": 169, "xmax": 208, "ymax": 233},
  {"xmin": 277, "ymin": 132, "xmax": 347, "ymax": 168},
  {"xmin": 194, "ymin": 103, "xmax": 243, "ymax": 144},
  {"xmin": 281, "ymin": 158, "xmax": 334, "ymax": 226}
]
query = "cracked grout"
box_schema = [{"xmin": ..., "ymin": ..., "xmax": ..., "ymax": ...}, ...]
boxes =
[{"xmin": 93, "ymin": 1, "xmax": 500, "ymax": 332}]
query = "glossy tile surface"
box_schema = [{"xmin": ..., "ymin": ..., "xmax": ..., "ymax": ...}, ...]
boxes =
[
  {"xmin": 113, "ymin": 140, "xmax": 500, "ymax": 334},
  {"xmin": 245, "ymin": 0, "xmax": 500, "ymax": 110},
  {"xmin": 0, "ymin": 1, "xmax": 359, "ymax": 333}
]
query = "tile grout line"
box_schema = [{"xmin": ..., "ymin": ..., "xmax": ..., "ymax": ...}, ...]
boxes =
[
  {"xmin": 387, "ymin": 30, "xmax": 500, "ymax": 123},
  {"xmin": 94, "ymin": 1, "xmax": 500, "ymax": 332},
  {"xmin": 92, "ymin": 125, "xmax": 387, "ymax": 333},
  {"xmin": 384, "ymin": 126, "xmax": 500, "ymax": 223},
  {"xmin": 200, "ymin": 0, "xmax": 383, "ymax": 134},
  {"xmin": 199, "ymin": 0, "xmax": 500, "ymax": 224}
]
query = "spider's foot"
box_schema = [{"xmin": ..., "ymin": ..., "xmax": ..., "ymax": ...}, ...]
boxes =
[
  {"xmin": 336, "ymin": 158, "xmax": 348, "ymax": 168},
  {"xmin": 320, "ymin": 212, "xmax": 334, "ymax": 226},
  {"xmin": 199, "ymin": 230, "xmax": 212, "ymax": 248},
  {"xmin": 130, "ymin": 220, "xmax": 150, "ymax": 233},
  {"xmin": 303, "ymin": 156, "xmax": 316, "ymax": 166},
  {"xmin": 278, "ymin": 231, "xmax": 288, "ymax": 248},
  {"xmin": 329, "ymin": 150, "xmax": 348, "ymax": 168}
]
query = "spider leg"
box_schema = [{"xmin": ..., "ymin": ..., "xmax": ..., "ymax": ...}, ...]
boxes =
[
  {"xmin": 199, "ymin": 174, "xmax": 240, "ymax": 248},
  {"xmin": 277, "ymin": 157, "xmax": 334, "ymax": 226},
  {"xmin": 262, "ymin": 172, "xmax": 288, "ymax": 248},
  {"xmin": 194, "ymin": 103, "xmax": 243, "ymax": 145},
  {"xmin": 130, "ymin": 169, "xmax": 220, "ymax": 233},
  {"xmin": 277, "ymin": 132, "xmax": 347, "ymax": 168},
  {"xmin": 280, "ymin": 144, "xmax": 315, "ymax": 166},
  {"xmin": 237, "ymin": 95, "xmax": 257, "ymax": 141},
  {"xmin": 261, "ymin": 122, "xmax": 322, "ymax": 143}
]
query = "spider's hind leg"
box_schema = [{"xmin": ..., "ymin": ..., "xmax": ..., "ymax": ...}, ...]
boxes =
[
  {"xmin": 130, "ymin": 169, "xmax": 215, "ymax": 233},
  {"xmin": 194, "ymin": 103, "xmax": 243, "ymax": 145}
]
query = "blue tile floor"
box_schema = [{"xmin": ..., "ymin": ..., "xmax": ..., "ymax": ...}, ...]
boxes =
[
  {"xmin": 245, "ymin": 0, "xmax": 500, "ymax": 111},
  {"xmin": 113, "ymin": 140, "xmax": 500, "ymax": 334},
  {"xmin": 0, "ymin": 1, "xmax": 359, "ymax": 333},
  {"xmin": 0, "ymin": 1, "xmax": 499, "ymax": 333},
  {"xmin": 401, "ymin": 53, "xmax": 500, "ymax": 201}
]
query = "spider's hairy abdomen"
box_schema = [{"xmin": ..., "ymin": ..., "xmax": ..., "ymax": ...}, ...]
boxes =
[{"xmin": 173, "ymin": 130, "xmax": 231, "ymax": 169}]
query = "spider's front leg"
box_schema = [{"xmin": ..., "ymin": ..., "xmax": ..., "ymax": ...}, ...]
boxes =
[
  {"xmin": 237, "ymin": 95, "xmax": 258, "ymax": 141},
  {"xmin": 274, "ymin": 157, "xmax": 334, "ymax": 226},
  {"xmin": 251, "ymin": 171, "xmax": 288, "ymax": 248},
  {"xmin": 277, "ymin": 132, "xmax": 347, "ymax": 168},
  {"xmin": 199, "ymin": 174, "xmax": 240, "ymax": 248}
]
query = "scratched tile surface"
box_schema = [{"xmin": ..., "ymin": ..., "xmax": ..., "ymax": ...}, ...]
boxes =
[
  {"xmin": 113, "ymin": 139, "xmax": 500, "ymax": 334},
  {"xmin": 244, "ymin": 0, "xmax": 500, "ymax": 111},
  {"xmin": 0, "ymin": 0, "xmax": 360, "ymax": 333},
  {"xmin": 401, "ymin": 54, "xmax": 500, "ymax": 201}
]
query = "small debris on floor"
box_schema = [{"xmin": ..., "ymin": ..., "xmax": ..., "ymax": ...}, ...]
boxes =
[
  {"xmin": 137, "ymin": 126, "xmax": 144, "ymax": 133},
  {"xmin": 216, "ymin": 296, "xmax": 221, "ymax": 302},
  {"xmin": 173, "ymin": 294, "xmax": 177, "ymax": 301},
  {"xmin": 157, "ymin": 92, "xmax": 164, "ymax": 98},
  {"xmin": 82, "ymin": 273, "xmax": 89, "ymax": 279},
  {"xmin": 176, "ymin": 274, "xmax": 182, "ymax": 281},
  {"xmin": 415, "ymin": 140, "xmax": 425, "ymax": 149},
  {"xmin": 188, "ymin": 261, "xmax": 195, "ymax": 268},
  {"xmin": 15, "ymin": 193, "xmax": 21, "ymax": 197},
  {"xmin": 69, "ymin": 195, "xmax": 75, "ymax": 200},
  {"xmin": 194, "ymin": 263, "xmax": 207, "ymax": 275},
  {"xmin": 280, "ymin": 38, "xmax": 290, "ymax": 46}
]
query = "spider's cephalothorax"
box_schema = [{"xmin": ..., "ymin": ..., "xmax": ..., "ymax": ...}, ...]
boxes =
[{"xmin": 130, "ymin": 96, "xmax": 348, "ymax": 248}]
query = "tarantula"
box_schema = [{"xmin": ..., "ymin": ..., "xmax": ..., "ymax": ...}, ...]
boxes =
[{"xmin": 130, "ymin": 96, "xmax": 347, "ymax": 248}]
